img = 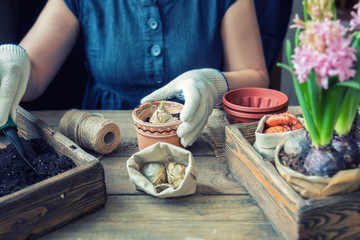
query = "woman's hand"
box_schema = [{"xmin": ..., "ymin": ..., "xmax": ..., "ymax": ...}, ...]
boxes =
[
  {"xmin": 141, "ymin": 68, "xmax": 228, "ymax": 147},
  {"xmin": 0, "ymin": 44, "xmax": 30, "ymax": 127}
]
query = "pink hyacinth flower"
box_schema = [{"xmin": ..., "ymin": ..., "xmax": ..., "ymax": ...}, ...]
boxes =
[
  {"xmin": 292, "ymin": 19, "xmax": 356, "ymax": 89},
  {"xmin": 350, "ymin": 2, "xmax": 360, "ymax": 31}
]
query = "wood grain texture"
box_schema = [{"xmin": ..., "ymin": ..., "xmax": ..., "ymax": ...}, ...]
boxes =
[
  {"xmin": 225, "ymin": 107, "xmax": 360, "ymax": 240},
  {"xmin": 301, "ymin": 199, "xmax": 360, "ymax": 239},
  {"xmin": 0, "ymin": 161, "xmax": 106, "ymax": 240},
  {"xmin": 0, "ymin": 107, "xmax": 106, "ymax": 240},
  {"xmin": 42, "ymin": 195, "xmax": 282, "ymax": 240},
  {"xmin": 24, "ymin": 109, "xmax": 284, "ymax": 240},
  {"xmin": 101, "ymin": 155, "xmax": 246, "ymax": 195},
  {"xmin": 225, "ymin": 124, "xmax": 303, "ymax": 240},
  {"xmin": 30, "ymin": 110, "xmax": 214, "ymax": 157}
]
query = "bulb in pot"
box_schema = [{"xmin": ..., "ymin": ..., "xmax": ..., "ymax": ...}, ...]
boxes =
[
  {"xmin": 332, "ymin": 133, "xmax": 360, "ymax": 169},
  {"xmin": 149, "ymin": 101, "xmax": 178, "ymax": 123},
  {"xmin": 304, "ymin": 145, "xmax": 345, "ymax": 177},
  {"xmin": 284, "ymin": 129, "xmax": 311, "ymax": 159},
  {"xmin": 140, "ymin": 162, "xmax": 167, "ymax": 185}
]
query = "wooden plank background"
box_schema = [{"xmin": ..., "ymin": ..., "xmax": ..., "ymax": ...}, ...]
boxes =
[{"xmin": 30, "ymin": 110, "xmax": 282, "ymax": 240}]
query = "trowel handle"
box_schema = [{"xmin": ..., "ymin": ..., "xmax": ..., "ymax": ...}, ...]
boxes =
[{"xmin": 0, "ymin": 116, "xmax": 17, "ymax": 131}]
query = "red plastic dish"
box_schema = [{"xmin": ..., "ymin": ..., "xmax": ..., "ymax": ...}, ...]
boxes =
[{"xmin": 223, "ymin": 88, "xmax": 289, "ymax": 113}]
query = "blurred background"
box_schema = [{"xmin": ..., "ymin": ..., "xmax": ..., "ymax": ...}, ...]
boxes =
[
  {"xmin": 0, "ymin": 0, "xmax": 356, "ymax": 109},
  {"xmin": 0, "ymin": 0, "xmax": 86, "ymax": 110}
]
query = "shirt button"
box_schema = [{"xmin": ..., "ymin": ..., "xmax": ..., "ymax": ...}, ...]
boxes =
[
  {"xmin": 154, "ymin": 75, "xmax": 163, "ymax": 84},
  {"xmin": 148, "ymin": 18, "xmax": 159, "ymax": 30},
  {"xmin": 151, "ymin": 45, "xmax": 161, "ymax": 56}
]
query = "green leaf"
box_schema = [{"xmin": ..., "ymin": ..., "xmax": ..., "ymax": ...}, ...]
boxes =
[
  {"xmin": 295, "ymin": 28, "xmax": 301, "ymax": 47},
  {"xmin": 293, "ymin": 77, "xmax": 320, "ymax": 147},
  {"xmin": 328, "ymin": 75, "xmax": 339, "ymax": 89},
  {"xmin": 350, "ymin": 34, "xmax": 360, "ymax": 81},
  {"xmin": 335, "ymin": 81, "xmax": 360, "ymax": 89},
  {"xmin": 276, "ymin": 63, "xmax": 293, "ymax": 74},
  {"xmin": 303, "ymin": 0, "xmax": 308, "ymax": 22},
  {"xmin": 320, "ymin": 85, "xmax": 345, "ymax": 145},
  {"xmin": 335, "ymin": 87, "xmax": 360, "ymax": 136},
  {"xmin": 285, "ymin": 40, "xmax": 293, "ymax": 66},
  {"xmin": 331, "ymin": 0, "xmax": 337, "ymax": 20},
  {"xmin": 306, "ymin": 69, "xmax": 321, "ymax": 130},
  {"xmin": 299, "ymin": 77, "xmax": 311, "ymax": 114}
]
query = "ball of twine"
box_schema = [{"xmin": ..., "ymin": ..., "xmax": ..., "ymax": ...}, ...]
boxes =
[{"xmin": 59, "ymin": 109, "xmax": 121, "ymax": 154}]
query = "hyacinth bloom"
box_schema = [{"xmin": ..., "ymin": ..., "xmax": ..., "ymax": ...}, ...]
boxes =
[
  {"xmin": 350, "ymin": 2, "xmax": 360, "ymax": 31},
  {"xmin": 278, "ymin": 0, "xmax": 360, "ymax": 148},
  {"xmin": 306, "ymin": 0, "xmax": 333, "ymax": 21},
  {"xmin": 292, "ymin": 19, "xmax": 357, "ymax": 89}
]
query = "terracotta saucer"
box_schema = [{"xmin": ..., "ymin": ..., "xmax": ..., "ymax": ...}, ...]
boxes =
[{"xmin": 223, "ymin": 88, "xmax": 288, "ymax": 113}]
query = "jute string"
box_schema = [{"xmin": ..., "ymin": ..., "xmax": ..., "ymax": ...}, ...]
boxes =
[{"xmin": 59, "ymin": 109, "xmax": 121, "ymax": 154}]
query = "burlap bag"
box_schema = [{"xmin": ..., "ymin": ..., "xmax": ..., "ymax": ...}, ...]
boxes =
[
  {"xmin": 275, "ymin": 136, "xmax": 360, "ymax": 198},
  {"xmin": 126, "ymin": 142, "xmax": 199, "ymax": 198},
  {"xmin": 253, "ymin": 115, "xmax": 304, "ymax": 159}
]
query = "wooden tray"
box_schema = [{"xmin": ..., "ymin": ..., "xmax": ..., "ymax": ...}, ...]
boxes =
[
  {"xmin": 0, "ymin": 107, "xmax": 107, "ymax": 240},
  {"xmin": 225, "ymin": 107, "xmax": 360, "ymax": 240}
]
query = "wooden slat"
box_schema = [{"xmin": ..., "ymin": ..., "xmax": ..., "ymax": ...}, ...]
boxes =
[
  {"xmin": 30, "ymin": 110, "xmax": 214, "ymax": 157},
  {"xmin": 225, "ymin": 124, "xmax": 305, "ymax": 240},
  {"xmin": 40, "ymin": 195, "xmax": 282, "ymax": 240},
  {"xmin": 27, "ymin": 109, "xmax": 283, "ymax": 240},
  {"xmin": 0, "ymin": 161, "xmax": 106, "ymax": 240},
  {"xmin": 301, "ymin": 197, "xmax": 360, "ymax": 239},
  {"xmin": 0, "ymin": 108, "xmax": 107, "ymax": 240},
  {"xmin": 101, "ymin": 155, "xmax": 246, "ymax": 195},
  {"xmin": 225, "ymin": 106, "xmax": 360, "ymax": 240},
  {"xmin": 16, "ymin": 108, "xmax": 100, "ymax": 166}
]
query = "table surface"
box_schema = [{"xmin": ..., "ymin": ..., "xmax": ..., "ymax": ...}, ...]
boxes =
[{"xmin": 31, "ymin": 110, "xmax": 282, "ymax": 240}]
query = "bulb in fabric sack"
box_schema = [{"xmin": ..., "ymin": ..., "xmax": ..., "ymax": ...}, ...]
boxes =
[
  {"xmin": 149, "ymin": 101, "xmax": 178, "ymax": 123},
  {"xmin": 166, "ymin": 162, "xmax": 186, "ymax": 187},
  {"xmin": 140, "ymin": 162, "xmax": 167, "ymax": 185}
]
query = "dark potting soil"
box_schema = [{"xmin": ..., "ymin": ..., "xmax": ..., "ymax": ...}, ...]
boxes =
[
  {"xmin": 279, "ymin": 149, "xmax": 308, "ymax": 175},
  {"xmin": 279, "ymin": 147, "xmax": 360, "ymax": 176},
  {"xmin": 0, "ymin": 138, "xmax": 76, "ymax": 197}
]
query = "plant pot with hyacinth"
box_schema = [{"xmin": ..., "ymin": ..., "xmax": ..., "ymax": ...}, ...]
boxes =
[
  {"xmin": 224, "ymin": 1, "xmax": 360, "ymax": 238},
  {"xmin": 276, "ymin": 0, "xmax": 360, "ymax": 198}
]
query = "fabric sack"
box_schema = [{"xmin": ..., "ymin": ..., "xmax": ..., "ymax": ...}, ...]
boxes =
[
  {"xmin": 253, "ymin": 114, "xmax": 304, "ymax": 159},
  {"xmin": 126, "ymin": 142, "xmax": 199, "ymax": 198},
  {"xmin": 275, "ymin": 136, "xmax": 360, "ymax": 198}
]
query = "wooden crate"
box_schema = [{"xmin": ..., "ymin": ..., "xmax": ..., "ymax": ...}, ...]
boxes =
[
  {"xmin": 0, "ymin": 107, "xmax": 107, "ymax": 240},
  {"xmin": 225, "ymin": 107, "xmax": 360, "ymax": 240}
]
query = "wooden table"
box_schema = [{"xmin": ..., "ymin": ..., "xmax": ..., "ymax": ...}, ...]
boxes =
[{"xmin": 31, "ymin": 110, "xmax": 282, "ymax": 240}]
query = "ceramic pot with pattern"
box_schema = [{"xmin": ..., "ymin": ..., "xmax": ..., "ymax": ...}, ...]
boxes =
[{"xmin": 132, "ymin": 101, "xmax": 183, "ymax": 150}]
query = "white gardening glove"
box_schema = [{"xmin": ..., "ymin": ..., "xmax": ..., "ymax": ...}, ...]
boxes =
[
  {"xmin": 0, "ymin": 44, "xmax": 30, "ymax": 127},
  {"xmin": 141, "ymin": 68, "xmax": 229, "ymax": 147}
]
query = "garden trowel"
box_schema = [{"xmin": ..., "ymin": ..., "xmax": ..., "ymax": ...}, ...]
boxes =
[{"xmin": 0, "ymin": 116, "xmax": 42, "ymax": 178}]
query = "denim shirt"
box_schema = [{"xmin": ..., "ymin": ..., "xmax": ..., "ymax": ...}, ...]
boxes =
[{"xmin": 64, "ymin": 0, "xmax": 236, "ymax": 110}]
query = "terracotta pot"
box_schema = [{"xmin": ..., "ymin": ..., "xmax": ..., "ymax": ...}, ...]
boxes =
[
  {"xmin": 222, "ymin": 88, "xmax": 289, "ymax": 124},
  {"xmin": 223, "ymin": 88, "xmax": 289, "ymax": 113},
  {"xmin": 223, "ymin": 102, "xmax": 288, "ymax": 124},
  {"xmin": 132, "ymin": 101, "xmax": 183, "ymax": 150}
]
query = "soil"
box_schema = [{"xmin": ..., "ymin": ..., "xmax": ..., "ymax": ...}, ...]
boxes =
[
  {"xmin": 0, "ymin": 138, "xmax": 76, "ymax": 197},
  {"xmin": 279, "ymin": 149, "xmax": 308, "ymax": 175},
  {"xmin": 279, "ymin": 145, "xmax": 360, "ymax": 176}
]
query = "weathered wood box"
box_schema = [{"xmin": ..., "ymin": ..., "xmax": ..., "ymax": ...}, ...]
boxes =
[
  {"xmin": 225, "ymin": 107, "xmax": 360, "ymax": 240},
  {"xmin": 0, "ymin": 107, "xmax": 107, "ymax": 240}
]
